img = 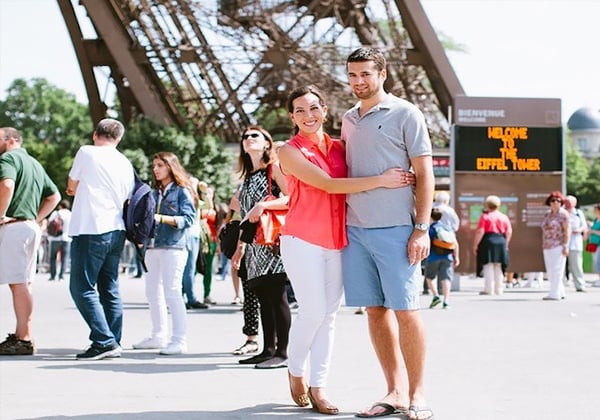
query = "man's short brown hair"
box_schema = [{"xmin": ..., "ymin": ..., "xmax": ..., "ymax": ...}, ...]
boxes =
[{"xmin": 346, "ymin": 47, "xmax": 387, "ymax": 72}]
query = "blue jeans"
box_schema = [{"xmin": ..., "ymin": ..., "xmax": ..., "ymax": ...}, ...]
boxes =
[
  {"xmin": 69, "ymin": 230, "xmax": 126, "ymax": 348},
  {"xmin": 182, "ymin": 236, "xmax": 200, "ymax": 304}
]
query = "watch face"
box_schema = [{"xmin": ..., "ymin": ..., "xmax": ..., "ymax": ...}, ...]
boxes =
[{"xmin": 415, "ymin": 223, "xmax": 429, "ymax": 231}]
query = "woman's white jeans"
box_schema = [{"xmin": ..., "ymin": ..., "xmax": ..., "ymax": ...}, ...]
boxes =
[
  {"xmin": 543, "ymin": 245, "xmax": 566, "ymax": 299},
  {"xmin": 482, "ymin": 263, "xmax": 504, "ymax": 295},
  {"xmin": 280, "ymin": 235, "xmax": 343, "ymax": 388},
  {"xmin": 145, "ymin": 248, "xmax": 188, "ymax": 344}
]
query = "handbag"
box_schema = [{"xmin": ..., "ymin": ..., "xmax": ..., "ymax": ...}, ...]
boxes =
[
  {"xmin": 218, "ymin": 220, "xmax": 240, "ymax": 259},
  {"xmin": 255, "ymin": 165, "xmax": 287, "ymax": 246},
  {"xmin": 585, "ymin": 242, "xmax": 598, "ymax": 253}
]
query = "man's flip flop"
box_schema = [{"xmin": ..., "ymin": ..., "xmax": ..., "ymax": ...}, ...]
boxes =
[
  {"xmin": 356, "ymin": 402, "xmax": 408, "ymax": 418},
  {"xmin": 408, "ymin": 405, "xmax": 435, "ymax": 420}
]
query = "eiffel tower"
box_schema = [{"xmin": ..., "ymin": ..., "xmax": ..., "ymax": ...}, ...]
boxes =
[{"xmin": 57, "ymin": 0, "xmax": 464, "ymax": 145}]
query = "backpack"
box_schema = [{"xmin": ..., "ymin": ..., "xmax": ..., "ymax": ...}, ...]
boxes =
[
  {"xmin": 123, "ymin": 170, "xmax": 156, "ymax": 272},
  {"xmin": 431, "ymin": 223, "xmax": 456, "ymax": 255},
  {"xmin": 47, "ymin": 212, "xmax": 64, "ymax": 237}
]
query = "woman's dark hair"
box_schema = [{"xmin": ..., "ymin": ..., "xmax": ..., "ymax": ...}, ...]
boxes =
[
  {"xmin": 544, "ymin": 190, "xmax": 565, "ymax": 206},
  {"xmin": 286, "ymin": 85, "xmax": 327, "ymax": 134},
  {"xmin": 237, "ymin": 125, "xmax": 275, "ymax": 179}
]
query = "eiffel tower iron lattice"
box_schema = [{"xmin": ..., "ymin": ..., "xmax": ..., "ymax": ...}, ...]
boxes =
[{"xmin": 57, "ymin": 0, "xmax": 464, "ymax": 145}]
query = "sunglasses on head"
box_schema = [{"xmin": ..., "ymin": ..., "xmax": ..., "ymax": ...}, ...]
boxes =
[{"xmin": 242, "ymin": 133, "xmax": 261, "ymax": 140}]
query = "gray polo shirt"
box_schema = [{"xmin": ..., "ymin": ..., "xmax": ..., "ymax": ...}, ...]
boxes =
[{"xmin": 341, "ymin": 93, "xmax": 432, "ymax": 228}]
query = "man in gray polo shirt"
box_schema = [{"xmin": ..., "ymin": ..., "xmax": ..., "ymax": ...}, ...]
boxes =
[{"xmin": 341, "ymin": 47, "xmax": 435, "ymax": 419}]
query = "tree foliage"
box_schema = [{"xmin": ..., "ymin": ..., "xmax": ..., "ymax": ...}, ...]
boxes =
[
  {"xmin": 579, "ymin": 157, "xmax": 600, "ymax": 205},
  {"xmin": 0, "ymin": 78, "xmax": 235, "ymax": 205},
  {"xmin": 565, "ymin": 141, "xmax": 589, "ymax": 198},
  {"xmin": 123, "ymin": 116, "xmax": 235, "ymax": 203},
  {"xmin": 565, "ymin": 137, "xmax": 600, "ymax": 205},
  {"xmin": 0, "ymin": 78, "xmax": 93, "ymax": 194}
]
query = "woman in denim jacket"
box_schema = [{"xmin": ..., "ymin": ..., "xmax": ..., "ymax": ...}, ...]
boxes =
[{"xmin": 132, "ymin": 152, "xmax": 196, "ymax": 355}]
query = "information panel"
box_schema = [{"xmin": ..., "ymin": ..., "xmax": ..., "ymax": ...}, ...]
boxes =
[
  {"xmin": 454, "ymin": 173, "xmax": 560, "ymax": 274},
  {"xmin": 451, "ymin": 97, "xmax": 563, "ymax": 274}
]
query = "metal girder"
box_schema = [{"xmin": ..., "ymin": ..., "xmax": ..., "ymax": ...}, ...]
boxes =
[
  {"xmin": 80, "ymin": 0, "xmax": 179, "ymax": 125},
  {"xmin": 394, "ymin": 0, "xmax": 465, "ymax": 113},
  {"xmin": 56, "ymin": 0, "xmax": 106, "ymax": 125}
]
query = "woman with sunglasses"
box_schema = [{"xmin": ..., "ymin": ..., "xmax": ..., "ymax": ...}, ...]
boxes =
[
  {"xmin": 232, "ymin": 125, "xmax": 291, "ymax": 369},
  {"xmin": 133, "ymin": 152, "xmax": 196, "ymax": 355},
  {"xmin": 540, "ymin": 191, "xmax": 570, "ymax": 300},
  {"xmin": 277, "ymin": 85, "xmax": 414, "ymax": 415}
]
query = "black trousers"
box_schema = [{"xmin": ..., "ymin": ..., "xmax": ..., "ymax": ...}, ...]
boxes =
[{"xmin": 250, "ymin": 273, "xmax": 291, "ymax": 358}]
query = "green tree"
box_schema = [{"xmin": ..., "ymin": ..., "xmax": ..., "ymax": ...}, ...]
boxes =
[
  {"xmin": 565, "ymin": 141, "xmax": 590, "ymax": 200},
  {"xmin": 253, "ymin": 104, "xmax": 293, "ymax": 141},
  {"xmin": 123, "ymin": 116, "xmax": 235, "ymax": 203},
  {"xmin": 580, "ymin": 157, "xmax": 600, "ymax": 205},
  {"xmin": 0, "ymin": 78, "xmax": 93, "ymax": 194}
]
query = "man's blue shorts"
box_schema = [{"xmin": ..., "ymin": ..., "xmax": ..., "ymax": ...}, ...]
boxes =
[{"xmin": 342, "ymin": 225, "xmax": 420, "ymax": 310}]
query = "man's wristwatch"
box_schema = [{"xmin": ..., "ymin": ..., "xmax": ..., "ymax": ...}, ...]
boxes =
[{"xmin": 414, "ymin": 223, "xmax": 429, "ymax": 232}]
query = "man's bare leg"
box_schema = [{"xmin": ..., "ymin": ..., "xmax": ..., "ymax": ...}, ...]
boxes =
[
  {"xmin": 10, "ymin": 283, "xmax": 33, "ymax": 341},
  {"xmin": 425, "ymin": 278, "xmax": 439, "ymax": 296},
  {"xmin": 358, "ymin": 306, "xmax": 409, "ymax": 416},
  {"xmin": 396, "ymin": 310, "xmax": 427, "ymax": 406}
]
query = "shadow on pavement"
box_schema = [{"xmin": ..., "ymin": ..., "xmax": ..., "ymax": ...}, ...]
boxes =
[{"xmin": 19, "ymin": 403, "xmax": 360, "ymax": 419}]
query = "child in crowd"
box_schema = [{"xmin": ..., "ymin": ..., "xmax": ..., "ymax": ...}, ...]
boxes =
[{"xmin": 425, "ymin": 208, "xmax": 459, "ymax": 309}]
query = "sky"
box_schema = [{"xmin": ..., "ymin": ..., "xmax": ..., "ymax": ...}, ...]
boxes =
[{"xmin": 1, "ymin": 0, "xmax": 599, "ymax": 124}]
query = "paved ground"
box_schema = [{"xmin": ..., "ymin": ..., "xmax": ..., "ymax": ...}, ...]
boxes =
[{"xmin": 1, "ymin": 270, "xmax": 599, "ymax": 420}]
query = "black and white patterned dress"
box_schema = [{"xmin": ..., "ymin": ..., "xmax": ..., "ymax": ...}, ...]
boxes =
[{"xmin": 239, "ymin": 167, "xmax": 286, "ymax": 281}]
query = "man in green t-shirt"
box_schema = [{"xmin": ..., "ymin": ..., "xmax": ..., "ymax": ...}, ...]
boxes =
[{"xmin": 0, "ymin": 127, "xmax": 60, "ymax": 355}]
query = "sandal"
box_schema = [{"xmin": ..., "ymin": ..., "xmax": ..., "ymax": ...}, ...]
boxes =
[
  {"xmin": 232, "ymin": 340, "xmax": 259, "ymax": 355},
  {"xmin": 356, "ymin": 402, "xmax": 407, "ymax": 418},
  {"xmin": 408, "ymin": 405, "xmax": 434, "ymax": 420}
]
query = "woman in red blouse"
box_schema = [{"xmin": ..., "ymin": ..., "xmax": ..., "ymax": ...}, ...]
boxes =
[
  {"xmin": 472, "ymin": 195, "xmax": 512, "ymax": 295},
  {"xmin": 278, "ymin": 85, "xmax": 413, "ymax": 414}
]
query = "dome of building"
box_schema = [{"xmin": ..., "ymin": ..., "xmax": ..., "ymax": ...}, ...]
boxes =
[{"xmin": 567, "ymin": 107, "xmax": 600, "ymax": 131}]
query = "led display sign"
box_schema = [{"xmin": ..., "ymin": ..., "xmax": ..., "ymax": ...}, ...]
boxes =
[{"xmin": 454, "ymin": 126, "xmax": 562, "ymax": 172}]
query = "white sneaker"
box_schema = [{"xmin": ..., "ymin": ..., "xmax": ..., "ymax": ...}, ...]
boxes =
[
  {"xmin": 132, "ymin": 337, "xmax": 167, "ymax": 350},
  {"xmin": 159, "ymin": 342, "xmax": 187, "ymax": 355}
]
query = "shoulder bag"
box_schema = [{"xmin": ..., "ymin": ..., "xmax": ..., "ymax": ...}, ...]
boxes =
[{"xmin": 255, "ymin": 165, "xmax": 287, "ymax": 246}]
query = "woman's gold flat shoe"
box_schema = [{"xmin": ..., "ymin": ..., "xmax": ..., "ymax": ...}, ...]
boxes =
[
  {"xmin": 288, "ymin": 371, "xmax": 309, "ymax": 407},
  {"xmin": 308, "ymin": 387, "xmax": 339, "ymax": 415}
]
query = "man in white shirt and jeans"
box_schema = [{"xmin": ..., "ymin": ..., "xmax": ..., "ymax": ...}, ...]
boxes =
[{"xmin": 67, "ymin": 119, "xmax": 134, "ymax": 360}]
